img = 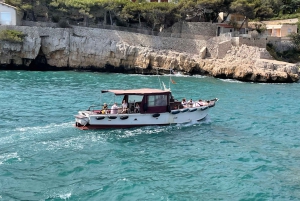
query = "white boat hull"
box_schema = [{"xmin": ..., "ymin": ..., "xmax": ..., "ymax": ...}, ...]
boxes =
[{"xmin": 75, "ymin": 106, "xmax": 209, "ymax": 129}]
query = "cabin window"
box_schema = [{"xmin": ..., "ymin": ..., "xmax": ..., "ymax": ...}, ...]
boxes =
[
  {"xmin": 128, "ymin": 95, "xmax": 143, "ymax": 103},
  {"xmin": 0, "ymin": 12, "xmax": 11, "ymax": 25},
  {"xmin": 148, "ymin": 95, "xmax": 167, "ymax": 107}
]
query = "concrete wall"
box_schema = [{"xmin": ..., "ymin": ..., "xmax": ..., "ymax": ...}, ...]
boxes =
[
  {"xmin": 159, "ymin": 22, "xmax": 217, "ymax": 40},
  {"xmin": 217, "ymin": 41, "xmax": 232, "ymax": 59},
  {"xmin": 230, "ymin": 35, "xmax": 294, "ymax": 53},
  {"xmin": 0, "ymin": 3, "xmax": 16, "ymax": 25},
  {"xmin": 71, "ymin": 26, "xmax": 208, "ymax": 55},
  {"xmin": 267, "ymin": 37, "xmax": 294, "ymax": 52},
  {"xmin": 234, "ymin": 37, "xmax": 267, "ymax": 48}
]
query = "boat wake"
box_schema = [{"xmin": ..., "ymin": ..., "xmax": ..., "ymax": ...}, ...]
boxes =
[
  {"xmin": 175, "ymin": 115, "xmax": 211, "ymax": 128},
  {"xmin": 218, "ymin": 78, "xmax": 244, "ymax": 83}
]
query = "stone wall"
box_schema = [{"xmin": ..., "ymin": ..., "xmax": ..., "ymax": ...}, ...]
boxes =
[
  {"xmin": 267, "ymin": 37, "xmax": 294, "ymax": 52},
  {"xmin": 71, "ymin": 26, "xmax": 208, "ymax": 55},
  {"xmin": 235, "ymin": 37, "xmax": 268, "ymax": 48},
  {"xmin": 231, "ymin": 35, "xmax": 294, "ymax": 53},
  {"xmin": 217, "ymin": 41, "xmax": 232, "ymax": 59},
  {"xmin": 159, "ymin": 21, "xmax": 217, "ymax": 40}
]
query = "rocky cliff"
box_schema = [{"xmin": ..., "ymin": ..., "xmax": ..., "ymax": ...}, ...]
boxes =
[{"xmin": 0, "ymin": 25, "xmax": 299, "ymax": 83}]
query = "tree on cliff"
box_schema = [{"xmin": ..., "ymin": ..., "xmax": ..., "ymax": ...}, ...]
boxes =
[
  {"xmin": 6, "ymin": 0, "xmax": 300, "ymax": 30},
  {"xmin": 229, "ymin": 0, "xmax": 255, "ymax": 30},
  {"xmin": 196, "ymin": 0, "xmax": 234, "ymax": 22},
  {"xmin": 141, "ymin": 2, "xmax": 179, "ymax": 31},
  {"xmin": 121, "ymin": 2, "xmax": 144, "ymax": 27},
  {"xmin": 5, "ymin": 0, "xmax": 50, "ymax": 21}
]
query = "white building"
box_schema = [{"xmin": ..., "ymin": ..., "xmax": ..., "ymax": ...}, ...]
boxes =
[{"xmin": 0, "ymin": 2, "xmax": 17, "ymax": 25}]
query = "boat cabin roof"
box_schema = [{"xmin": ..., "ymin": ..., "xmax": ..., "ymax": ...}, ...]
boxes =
[{"xmin": 101, "ymin": 88, "xmax": 170, "ymax": 95}]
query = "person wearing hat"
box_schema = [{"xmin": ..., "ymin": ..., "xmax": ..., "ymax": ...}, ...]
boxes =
[{"xmin": 102, "ymin": 103, "xmax": 109, "ymax": 114}]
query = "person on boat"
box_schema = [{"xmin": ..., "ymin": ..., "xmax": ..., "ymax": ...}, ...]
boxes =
[
  {"xmin": 188, "ymin": 99, "xmax": 194, "ymax": 107},
  {"xmin": 121, "ymin": 100, "xmax": 128, "ymax": 113},
  {"xmin": 193, "ymin": 100, "xmax": 201, "ymax": 107},
  {"xmin": 111, "ymin": 103, "xmax": 118, "ymax": 114},
  {"xmin": 181, "ymin": 98, "xmax": 187, "ymax": 107},
  {"xmin": 102, "ymin": 103, "xmax": 109, "ymax": 114},
  {"xmin": 135, "ymin": 103, "xmax": 140, "ymax": 113},
  {"xmin": 197, "ymin": 99, "xmax": 206, "ymax": 106},
  {"xmin": 206, "ymin": 100, "xmax": 211, "ymax": 106}
]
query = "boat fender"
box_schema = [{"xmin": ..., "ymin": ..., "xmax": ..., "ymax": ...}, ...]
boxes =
[
  {"xmin": 108, "ymin": 116, "xmax": 117, "ymax": 119},
  {"xmin": 189, "ymin": 108, "xmax": 197, "ymax": 112},
  {"xmin": 180, "ymin": 108, "xmax": 189, "ymax": 113},
  {"xmin": 201, "ymin": 106, "xmax": 208, "ymax": 111},
  {"xmin": 120, "ymin": 115, "xmax": 129, "ymax": 120},
  {"xmin": 152, "ymin": 113, "xmax": 160, "ymax": 118},
  {"xmin": 96, "ymin": 116, "xmax": 105, "ymax": 120},
  {"xmin": 171, "ymin": 110, "xmax": 180, "ymax": 114}
]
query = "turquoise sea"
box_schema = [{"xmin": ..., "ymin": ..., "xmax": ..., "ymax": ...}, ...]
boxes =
[{"xmin": 0, "ymin": 70, "xmax": 300, "ymax": 200}]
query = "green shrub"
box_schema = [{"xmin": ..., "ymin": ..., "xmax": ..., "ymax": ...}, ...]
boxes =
[{"xmin": 0, "ymin": 30, "xmax": 25, "ymax": 43}]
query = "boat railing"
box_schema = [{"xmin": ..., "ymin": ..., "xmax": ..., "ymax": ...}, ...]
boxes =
[{"xmin": 85, "ymin": 105, "xmax": 140, "ymax": 115}]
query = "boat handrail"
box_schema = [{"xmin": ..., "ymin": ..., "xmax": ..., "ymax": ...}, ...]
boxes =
[{"xmin": 87, "ymin": 105, "xmax": 100, "ymax": 111}]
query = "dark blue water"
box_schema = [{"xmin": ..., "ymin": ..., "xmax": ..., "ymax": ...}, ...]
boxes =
[{"xmin": 0, "ymin": 71, "xmax": 300, "ymax": 200}]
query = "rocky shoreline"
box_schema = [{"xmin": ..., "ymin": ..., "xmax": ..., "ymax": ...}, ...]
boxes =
[{"xmin": 0, "ymin": 25, "xmax": 299, "ymax": 83}]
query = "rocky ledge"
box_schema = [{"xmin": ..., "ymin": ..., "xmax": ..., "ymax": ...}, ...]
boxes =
[{"xmin": 0, "ymin": 26, "xmax": 299, "ymax": 83}]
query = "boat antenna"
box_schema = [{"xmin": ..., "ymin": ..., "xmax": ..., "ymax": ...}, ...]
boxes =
[
  {"xmin": 162, "ymin": 81, "xmax": 170, "ymax": 91},
  {"xmin": 157, "ymin": 68, "xmax": 163, "ymax": 90},
  {"xmin": 169, "ymin": 68, "xmax": 172, "ymax": 90}
]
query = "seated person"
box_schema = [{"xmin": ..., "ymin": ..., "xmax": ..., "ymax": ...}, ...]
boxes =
[
  {"xmin": 135, "ymin": 103, "xmax": 140, "ymax": 113},
  {"xmin": 111, "ymin": 103, "xmax": 119, "ymax": 114},
  {"xmin": 188, "ymin": 99, "xmax": 194, "ymax": 107},
  {"xmin": 181, "ymin": 98, "xmax": 187, "ymax": 107},
  {"xmin": 194, "ymin": 99, "xmax": 205, "ymax": 107},
  {"xmin": 121, "ymin": 100, "xmax": 128, "ymax": 113},
  {"xmin": 101, "ymin": 103, "xmax": 109, "ymax": 114}
]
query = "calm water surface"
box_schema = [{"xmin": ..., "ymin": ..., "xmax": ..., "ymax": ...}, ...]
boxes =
[{"xmin": 0, "ymin": 71, "xmax": 300, "ymax": 200}]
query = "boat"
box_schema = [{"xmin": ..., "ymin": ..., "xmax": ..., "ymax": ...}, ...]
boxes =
[{"xmin": 74, "ymin": 88, "xmax": 218, "ymax": 130}]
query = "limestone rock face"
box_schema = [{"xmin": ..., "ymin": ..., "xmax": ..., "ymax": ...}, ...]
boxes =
[
  {"xmin": 202, "ymin": 45, "xmax": 299, "ymax": 82},
  {"xmin": 0, "ymin": 25, "xmax": 299, "ymax": 83}
]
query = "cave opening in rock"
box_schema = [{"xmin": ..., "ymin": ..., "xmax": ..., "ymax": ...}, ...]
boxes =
[{"xmin": 28, "ymin": 47, "xmax": 49, "ymax": 70}]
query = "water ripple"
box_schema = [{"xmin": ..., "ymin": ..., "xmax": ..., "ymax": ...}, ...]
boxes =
[{"xmin": 0, "ymin": 71, "xmax": 299, "ymax": 200}]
